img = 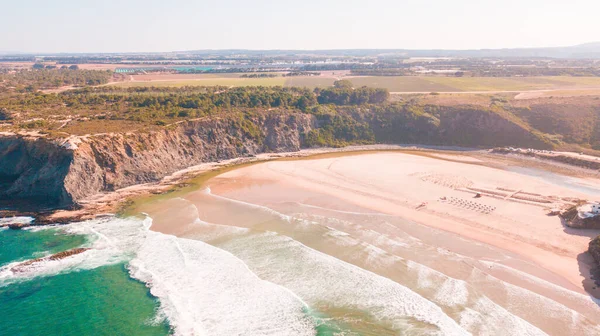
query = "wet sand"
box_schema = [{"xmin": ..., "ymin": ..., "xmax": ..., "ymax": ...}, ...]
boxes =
[
  {"xmin": 209, "ymin": 152, "xmax": 600, "ymax": 293},
  {"xmin": 144, "ymin": 151, "xmax": 600, "ymax": 335}
]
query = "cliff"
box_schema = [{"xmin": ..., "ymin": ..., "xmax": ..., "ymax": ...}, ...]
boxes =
[
  {"xmin": 353, "ymin": 104, "xmax": 553, "ymax": 149},
  {"xmin": 0, "ymin": 112, "xmax": 315, "ymax": 208},
  {"xmin": 590, "ymin": 236, "xmax": 600, "ymax": 267},
  {"xmin": 0, "ymin": 104, "xmax": 570, "ymax": 210},
  {"xmin": 0, "ymin": 136, "xmax": 74, "ymax": 207}
]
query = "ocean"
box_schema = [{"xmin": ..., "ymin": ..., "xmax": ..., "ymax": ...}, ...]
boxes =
[
  {"xmin": 2, "ymin": 180, "xmax": 600, "ymax": 335},
  {"xmin": 0, "ymin": 221, "xmax": 170, "ymax": 336}
]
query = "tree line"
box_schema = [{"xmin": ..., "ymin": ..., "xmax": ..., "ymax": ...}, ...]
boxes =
[
  {"xmin": 0, "ymin": 82, "xmax": 390, "ymax": 131},
  {"xmin": 0, "ymin": 68, "xmax": 114, "ymax": 91}
]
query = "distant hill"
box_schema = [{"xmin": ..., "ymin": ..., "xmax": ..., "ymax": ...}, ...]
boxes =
[
  {"xmin": 4, "ymin": 43, "xmax": 600, "ymax": 59},
  {"xmin": 181, "ymin": 43, "xmax": 600, "ymax": 59}
]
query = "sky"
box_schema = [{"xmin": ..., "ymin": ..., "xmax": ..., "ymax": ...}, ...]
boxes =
[{"xmin": 1, "ymin": 0, "xmax": 599, "ymax": 53}]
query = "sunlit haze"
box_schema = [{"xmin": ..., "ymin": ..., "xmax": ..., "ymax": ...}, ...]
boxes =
[{"xmin": 2, "ymin": 0, "xmax": 600, "ymax": 53}]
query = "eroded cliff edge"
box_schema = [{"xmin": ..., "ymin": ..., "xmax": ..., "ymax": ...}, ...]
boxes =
[
  {"xmin": 0, "ymin": 104, "xmax": 556, "ymax": 210},
  {"xmin": 0, "ymin": 112, "xmax": 314, "ymax": 208}
]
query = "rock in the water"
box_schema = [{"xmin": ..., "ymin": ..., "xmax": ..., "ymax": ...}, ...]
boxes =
[{"xmin": 10, "ymin": 248, "xmax": 90, "ymax": 273}]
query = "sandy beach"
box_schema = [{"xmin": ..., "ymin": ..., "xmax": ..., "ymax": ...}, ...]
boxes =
[
  {"xmin": 142, "ymin": 150, "xmax": 600, "ymax": 335},
  {"xmin": 209, "ymin": 152, "xmax": 600, "ymax": 290}
]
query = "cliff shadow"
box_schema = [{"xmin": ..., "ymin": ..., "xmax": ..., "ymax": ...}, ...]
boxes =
[
  {"xmin": 0, "ymin": 196, "xmax": 77, "ymax": 216},
  {"xmin": 560, "ymin": 219, "xmax": 600, "ymax": 306},
  {"xmin": 577, "ymin": 251, "xmax": 600, "ymax": 307}
]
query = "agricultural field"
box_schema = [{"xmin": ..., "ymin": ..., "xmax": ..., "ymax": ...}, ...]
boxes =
[
  {"xmin": 110, "ymin": 76, "xmax": 287, "ymax": 88},
  {"xmin": 283, "ymin": 77, "xmax": 336, "ymax": 88},
  {"xmin": 346, "ymin": 76, "xmax": 600, "ymax": 92},
  {"xmin": 108, "ymin": 74, "xmax": 600, "ymax": 93}
]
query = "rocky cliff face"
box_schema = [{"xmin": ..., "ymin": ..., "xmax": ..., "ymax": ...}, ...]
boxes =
[
  {"xmin": 0, "ymin": 105, "xmax": 574, "ymax": 210},
  {"xmin": 590, "ymin": 236, "xmax": 600, "ymax": 267},
  {"xmin": 0, "ymin": 112, "xmax": 315, "ymax": 208},
  {"xmin": 362, "ymin": 105, "xmax": 553, "ymax": 149},
  {"xmin": 0, "ymin": 136, "xmax": 74, "ymax": 207}
]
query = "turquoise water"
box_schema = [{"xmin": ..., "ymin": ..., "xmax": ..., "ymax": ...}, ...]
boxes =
[
  {"xmin": 0, "ymin": 228, "xmax": 86, "ymax": 266},
  {"xmin": 0, "ymin": 228, "xmax": 170, "ymax": 336}
]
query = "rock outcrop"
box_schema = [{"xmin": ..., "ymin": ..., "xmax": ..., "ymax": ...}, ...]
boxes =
[
  {"xmin": 560, "ymin": 205, "xmax": 600, "ymax": 229},
  {"xmin": 0, "ymin": 112, "xmax": 315, "ymax": 208},
  {"xmin": 10, "ymin": 248, "xmax": 90, "ymax": 273},
  {"xmin": 0, "ymin": 135, "xmax": 74, "ymax": 207},
  {"xmin": 0, "ymin": 105, "xmax": 569, "ymax": 210},
  {"xmin": 590, "ymin": 236, "xmax": 600, "ymax": 267}
]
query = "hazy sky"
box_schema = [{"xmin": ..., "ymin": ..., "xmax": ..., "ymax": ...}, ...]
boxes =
[{"xmin": 2, "ymin": 0, "xmax": 599, "ymax": 53}]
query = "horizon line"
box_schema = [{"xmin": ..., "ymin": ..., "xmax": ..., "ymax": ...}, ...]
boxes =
[{"xmin": 2, "ymin": 41, "xmax": 600, "ymax": 56}]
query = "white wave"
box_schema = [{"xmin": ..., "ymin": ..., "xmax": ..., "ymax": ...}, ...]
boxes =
[
  {"xmin": 0, "ymin": 217, "xmax": 144, "ymax": 287},
  {"xmin": 292, "ymin": 202, "xmax": 386, "ymax": 216},
  {"xmin": 202, "ymin": 187, "xmax": 294, "ymax": 222},
  {"xmin": 307, "ymin": 212, "xmax": 596, "ymax": 335},
  {"xmin": 466, "ymin": 267, "xmax": 600, "ymax": 336},
  {"xmin": 186, "ymin": 195, "xmax": 551, "ymax": 335},
  {"xmin": 215, "ymin": 231, "xmax": 470, "ymax": 336},
  {"xmin": 0, "ymin": 216, "xmax": 34, "ymax": 225},
  {"xmin": 2, "ymin": 216, "xmax": 318, "ymax": 335},
  {"xmin": 480, "ymin": 260, "xmax": 597, "ymax": 303},
  {"xmin": 129, "ymin": 230, "xmax": 316, "ymax": 336},
  {"xmin": 5, "ymin": 199, "xmax": 597, "ymax": 336}
]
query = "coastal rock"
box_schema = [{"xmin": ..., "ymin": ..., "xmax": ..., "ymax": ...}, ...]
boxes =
[
  {"xmin": 0, "ymin": 136, "xmax": 74, "ymax": 207},
  {"xmin": 10, "ymin": 248, "xmax": 90, "ymax": 273},
  {"xmin": 0, "ymin": 112, "xmax": 315, "ymax": 208},
  {"xmin": 7, "ymin": 223, "xmax": 28, "ymax": 230},
  {"xmin": 590, "ymin": 236, "xmax": 600, "ymax": 267},
  {"xmin": 0, "ymin": 106, "xmax": 564, "ymax": 210},
  {"xmin": 560, "ymin": 205, "xmax": 600, "ymax": 229}
]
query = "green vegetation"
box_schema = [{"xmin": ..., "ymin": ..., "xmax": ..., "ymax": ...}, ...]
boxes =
[
  {"xmin": 283, "ymin": 71, "xmax": 321, "ymax": 77},
  {"xmin": 283, "ymin": 77, "xmax": 336, "ymax": 89},
  {"xmin": 3, "ymin": 74, "xmax": 600, "ymax": 152},
  {"xmin": 316, "ymin": 82, "xmax": 389, "ymax": 105},
  {"xmin": 288, "ymin": 76, "xmax": 600, "ymax": 92},
  {"xmin": 105, "ymin": 74, "xmax": 600, "ymax": 92},
  {"xmin": 304, "ymin": 106, "xmax": 375, "ymax": 147},
  {"xmin": 350, "ymin": 69, "xmax": 410, "ymax": 76},
  {"xmin": 240, "ymin": 73, "xmax": 278, "ymax": 78},
  {"xmin": 111, "ymin": 77, "xmax": 287, "ymax": 88},
  {"xmin": 0, "ymin": 69, "xmax": 114, "ymax": 91},
  {"xmin": 0, "ymin": 82, "xmax": 392, "ymax": 134}
]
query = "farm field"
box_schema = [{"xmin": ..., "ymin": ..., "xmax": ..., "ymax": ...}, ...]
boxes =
[
  {"xmin": 283, "ymin": 77, "xmax": 336, "ymax": 88},
  {"xmin": 108, "ymin": 74, "xmax": 600, "ymax": 92},
  {"xmin": 514, "ymin": 89, "xmax": 600, "ymax": 99},
  {"xmin": 110, "ymin": 77, "xmax": 287, "ymax": 87},
  {"xmin": 346, "ymin": 76, "xmax": 600, "ymax": 92}
]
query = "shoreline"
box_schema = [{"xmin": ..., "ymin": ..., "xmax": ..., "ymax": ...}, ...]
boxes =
[
  {"xmin": 4, "ymin": 144, "xmax": 600, "ymax": 294},
  {"xmin": 1, "ymin": 144, "xmax": 486, "ymax": 227},
  {"xmin": 138, "ymin": 149, "xmax": 600, "ymax": 333},
  {"xmin": 5, "ymin": 145, "xmax": 600, "ymax": 333},
  {"xmin": 199, "ymin": 151, "xmax": 600, "ymax": 300}
]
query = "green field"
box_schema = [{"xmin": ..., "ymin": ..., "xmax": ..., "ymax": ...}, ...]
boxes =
[
  {"xmin": 111, "ymin": 77, "xmax": 287, "ymax": 88},
  {"xmin": 283, "ymin": 77, "xmax": 336, "ymax": 88},
  {"xmin": 109, "ymin": 75, "xmax": 600, "ymax": 92},
  {"xmin": 346, "ymin": 76, "xmax": 600, "ymax": 92}
]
